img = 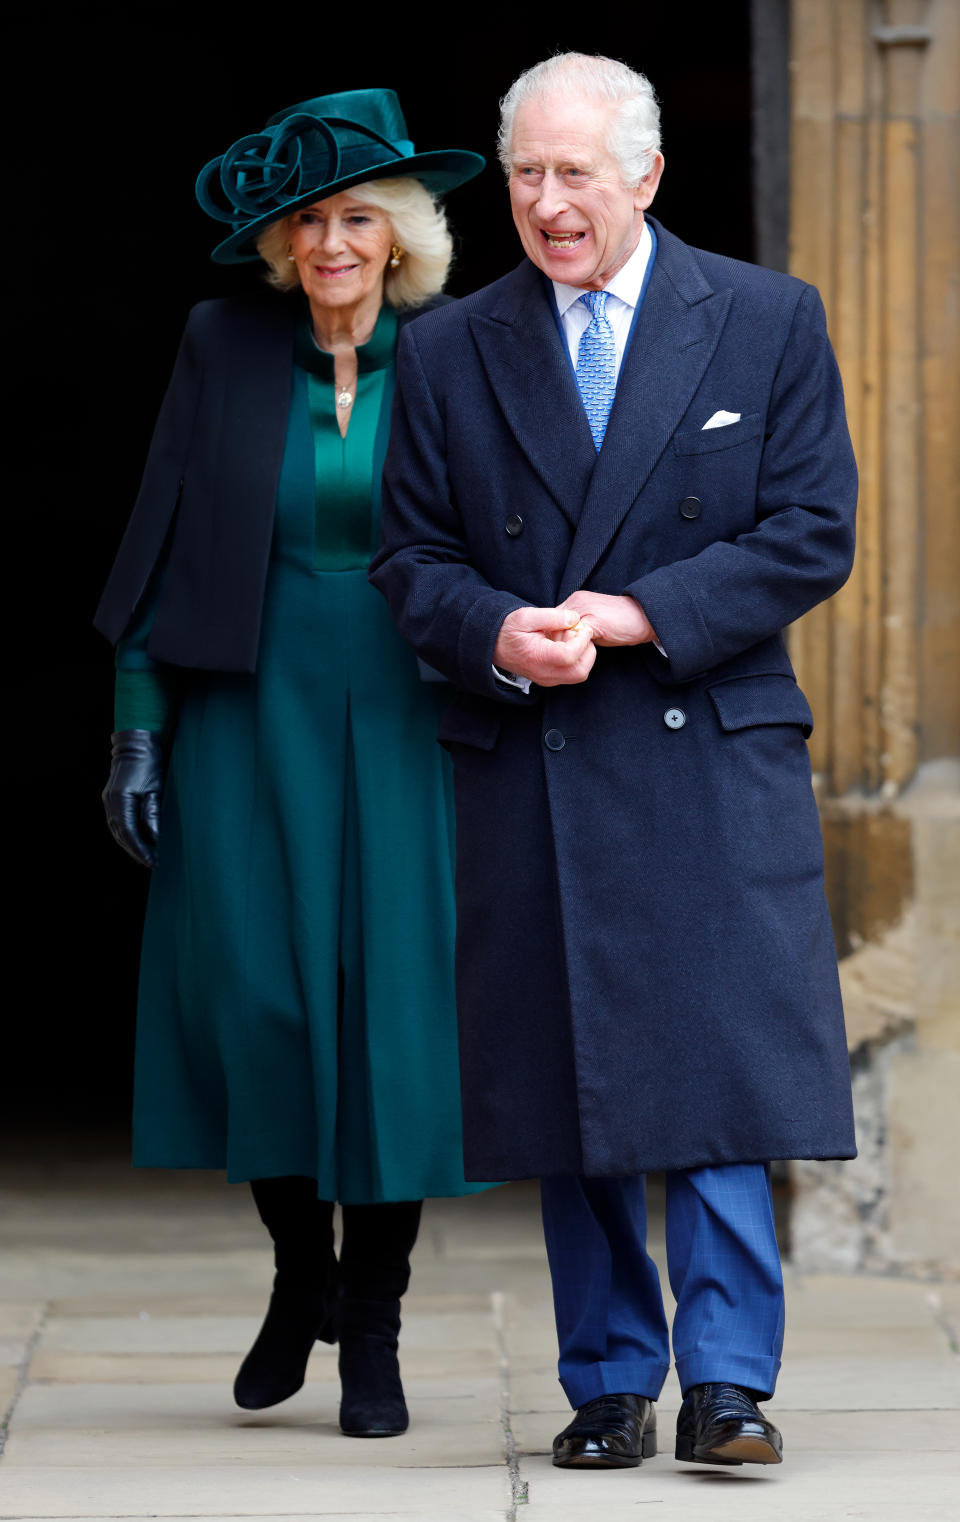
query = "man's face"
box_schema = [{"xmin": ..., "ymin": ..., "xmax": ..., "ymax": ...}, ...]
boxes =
[{"xmin": 507, "ymin": 95, "xmax": 663, "ymax": 290}]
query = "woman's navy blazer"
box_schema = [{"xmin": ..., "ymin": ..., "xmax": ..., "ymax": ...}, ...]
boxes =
[{"xmin": 95, "ymin": 295, "xmax": 445, "ymax": 670}]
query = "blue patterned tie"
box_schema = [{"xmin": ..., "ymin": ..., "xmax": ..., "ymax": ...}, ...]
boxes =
[{"xmin": 575, "ymin": 290, "xmax": 616, "ymax": 451}]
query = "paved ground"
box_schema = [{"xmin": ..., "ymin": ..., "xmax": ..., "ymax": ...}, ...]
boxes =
[{"xmin": 1, "ymin": 1134, "xmax": 958, "ymax": 1520}]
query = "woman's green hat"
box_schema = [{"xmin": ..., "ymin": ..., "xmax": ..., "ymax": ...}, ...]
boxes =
[{"xmin": 196, "ymin": 86, "xmax": 486, "ymax": 264}]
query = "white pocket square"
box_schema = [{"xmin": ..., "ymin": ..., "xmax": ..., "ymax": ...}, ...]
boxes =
[{"xmin": 702, "ymin": 410, "xmax": 741, "ymax": 430}]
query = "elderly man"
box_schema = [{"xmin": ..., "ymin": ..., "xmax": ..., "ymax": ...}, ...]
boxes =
[{"xmin": 371, "ymin": 53, "xmax": 857, "ymax": 1471}]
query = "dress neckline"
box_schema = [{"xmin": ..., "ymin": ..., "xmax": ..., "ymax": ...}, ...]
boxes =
[{"xmin": 294, "ymin": 299, "xmax": 398, "ymax": 378}]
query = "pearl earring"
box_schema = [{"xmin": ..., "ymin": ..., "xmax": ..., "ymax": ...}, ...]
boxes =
[
  {"xmin": 286, "ymin": 243, "xmax": 296, "ymax": 263},
  {"xmin": 390, "ymin": 244, "xmax": 404, "ymax": 268}
]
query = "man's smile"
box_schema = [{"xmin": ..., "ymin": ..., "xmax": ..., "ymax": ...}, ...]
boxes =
[{"xmin": 540, "ymin": 230, "xmax": 587, "ymax": 249}]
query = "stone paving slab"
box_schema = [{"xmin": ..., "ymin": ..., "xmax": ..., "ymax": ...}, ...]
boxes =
[
  {"xmin": 502, "ymin": 1370, "xmax": 570, "ymax": 1414},
  {"xmin": 37, "ymin": 1311, "xmax": 498, "ymax": 1358},
  {"xmin": 496, "ymin": 1353, "xmax": 556, "ymax": 1378},
  {"xmin": 10, "ymin": 1379, "xmax": 501, "ymax": 1429},
  {"xmin": 3, "ymin": 1419, "xmax": 505, "ymax": 1469},
  {"xmin": 784, "ymin": 1275, "xmax": 952, "ymax": 1329},
  {"xmin": 5, "ymin": 1382, "xmax": 504, "ymax": 1470},
  {"xmin": 43, "ymin": 1291, "xmax": 493, "ymax": 1319},
  {"xmin": 0, "ymin": 1251, "xmax": 271, "ymax": 1300},
  {"xmin": 934, "ymin": 1283, "xmax": 960, "ymax": 1341},
  {"xmin": 771, "ymin": 1354, "xmax": 960, "ymax": 1408},
  {"xmin": 47, "ymin": 1294, "xmax": 278, "ymax": 1318},
  {"xmin": 384, "ymin": 1256, "xmax": 551, "ymax": 1302},
  {"xmin": 0, "ymin": 1463, "xmax": 513, "ymax": 1516},
  {"xmin": 0, "ymin": 1340, "xmax": 32, "ymax": 1369},
  {"xmin": 781, "ymin": 1323, "xmax": 950, "ymax": 1356},
  {"xmin": 39, "ymin": 1315, "xmax": 291, "ymax": 1356},
  {"xmin": 517, "ymin": 1448, "xmax": 960, "ymax": 1516},
  {"xmin": 498, "ymin": 1312, "xmax": 560, "ymax": 1359},
  {"xmin": 27, "ymin": 1347, "xmax": 501, "ymax": 1385},
  {"xmin": 521, "ymin": 1504, "xmax": 956, "ymax": 1522},
  {"xmin": 0, "ymin": 1367, "xmax": 19, "ymax": 1411},
  {"xmin": 0, "ymin": 1254, "xmax": 550, "ymax": 1306},
  {"xmin": 0, "ymin": 1306, "xmax": 44, "ymax": 1339},
  {"xmin": 26, "ymin": 1351, "xmax": 249, "ymax": 1384}
]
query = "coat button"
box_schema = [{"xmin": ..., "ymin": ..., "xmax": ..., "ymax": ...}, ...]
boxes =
[
  {"xmin": 664, "ymin": 708, "xmax": 686, "ymax": 730},
  {"xmin": 544, "ymin": 729, "xmax": 566, "ymax": 751},
  {"xmin": 505, "ymin": 514, "xmax": 524, "ymax": 536},
  {"xmin": 679, "ymin": 496, "xmax": 702, "ymax": 519}
]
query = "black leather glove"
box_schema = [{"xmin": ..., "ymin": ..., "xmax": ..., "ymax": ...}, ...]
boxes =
[{"xmin": 102, "ymin": 729, "xmax": 166, "ymax": 869}]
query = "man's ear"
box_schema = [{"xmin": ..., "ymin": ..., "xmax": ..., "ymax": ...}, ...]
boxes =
[{"xmin": 635, "ymin": 152, "xmax": 665, "ymax": 212}]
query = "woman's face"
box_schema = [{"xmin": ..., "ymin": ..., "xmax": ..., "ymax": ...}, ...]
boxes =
[{"xmin": 286, "ymin": 191, "xmax": 394, "ymax": 311}]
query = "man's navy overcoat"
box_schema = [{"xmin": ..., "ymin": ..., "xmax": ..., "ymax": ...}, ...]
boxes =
[{"xmin": 370, "ymin": 217, "xmax": 858, "ymax": 1180}]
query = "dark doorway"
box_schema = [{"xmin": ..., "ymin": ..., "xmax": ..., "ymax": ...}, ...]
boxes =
[{"xmin": 8, "ymin": 5, "xmax": 753, "ymax": 1134}]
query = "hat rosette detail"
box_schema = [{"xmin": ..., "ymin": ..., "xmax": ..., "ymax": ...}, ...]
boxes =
[
  {"xmin": 196, "ymin": 115, "xmax": 341, "ymax": 225},
  {"xmin": 195, "ymin": 88, "xmax": 486, "ymax": 262}
]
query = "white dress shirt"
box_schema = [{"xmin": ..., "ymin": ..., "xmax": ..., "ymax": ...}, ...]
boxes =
[
  {"xmin": 494, "ymin": 225, "xmax": 661, "ymax": 691},
  {"xmin": 551, "ymin": 222, "xmax": 653, "ymax": 379}
]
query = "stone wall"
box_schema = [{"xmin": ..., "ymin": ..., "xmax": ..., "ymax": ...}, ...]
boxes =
[
  {"xmin": 787, "ymin": 0, "xmax": 960, "ymax": 1274},
  {"xmin": 793, "ymin": 763, "xmax": 960, "ymax": 1275}
]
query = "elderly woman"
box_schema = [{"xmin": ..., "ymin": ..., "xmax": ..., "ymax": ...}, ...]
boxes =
[{"xmin": 95, "ymin": 89, "xmax": 485, "ymax": 1437}]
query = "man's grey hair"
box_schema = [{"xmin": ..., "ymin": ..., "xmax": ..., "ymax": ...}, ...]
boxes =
[{"xmin": 498, "ymin": 53, "xmax": 661, "ymax": 188}]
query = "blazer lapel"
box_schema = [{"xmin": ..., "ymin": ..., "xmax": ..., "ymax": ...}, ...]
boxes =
[
  {"xmin": 210, "ymin": 301, "xmax": 295, "ymax": 666},
  {"xmin": 469, "ymin": 262, "xmax": 596, "ymax": 526},
  {"xmin": 558, "ymin": 222, "xmax": 733, "ymax": 601}
]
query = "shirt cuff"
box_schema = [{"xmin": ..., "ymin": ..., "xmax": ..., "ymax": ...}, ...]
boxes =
[{"xmin": 493, "ymin": 665, "xmax": 532, "ymax": 694}]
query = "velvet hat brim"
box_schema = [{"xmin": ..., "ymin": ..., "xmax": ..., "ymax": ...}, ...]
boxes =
[
  {"xmin": 196, "ymin": 88, "xmax": 486, "ymax": 265},
  {"xmin": 208, "ymin": 150, "xmax": 485, "ymax": 264}
]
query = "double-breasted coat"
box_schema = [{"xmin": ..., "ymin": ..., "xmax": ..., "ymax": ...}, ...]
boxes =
[{"xmin": 370, "ymin": 216, "xmax": 859, "ymax": 1181}]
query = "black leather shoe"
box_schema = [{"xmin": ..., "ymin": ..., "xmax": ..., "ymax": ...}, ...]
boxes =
[
  {"xmin": 234, "ymin": 1283, "xmax": 338, "ymax": 1410},
  {"xmin": 675, "ymin": 1383, "xmax": 782, "ymax": 1465},
  {"xmin": 553, "ymin": 1394, "xmax": 657, "ymax": 1468}
]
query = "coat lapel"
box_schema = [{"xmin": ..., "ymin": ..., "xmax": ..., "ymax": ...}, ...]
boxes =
[
  {"xmin": 469, "ymin": 263, "xmax": 596, "ymax": 526},
  {"xmin": 557, "ymin": 221, "xmax": 733, "ymax": 601},
  {"xmin": 207, "ymin": 300, "xmax": 296, "ymax": 668}
]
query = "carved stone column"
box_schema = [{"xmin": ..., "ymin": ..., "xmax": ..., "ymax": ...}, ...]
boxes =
[{"xmin": 787, "ymin": 0, "xmax": 959, "ymax": 1274}]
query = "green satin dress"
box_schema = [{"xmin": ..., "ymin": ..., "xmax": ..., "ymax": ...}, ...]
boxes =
[{"xmin": 117, "ymin": 304, "xmax": 486, "ymax": 1203}]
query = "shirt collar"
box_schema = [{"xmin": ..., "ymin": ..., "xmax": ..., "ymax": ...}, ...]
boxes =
[{"xmin": 552, "ymin": 221, "xmax": 653, "ymax": 318}]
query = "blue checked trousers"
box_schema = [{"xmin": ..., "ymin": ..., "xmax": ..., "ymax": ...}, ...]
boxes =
[{"xmin": 540, "ymin": 1165, "xmax": 785, "ymax": 1408}]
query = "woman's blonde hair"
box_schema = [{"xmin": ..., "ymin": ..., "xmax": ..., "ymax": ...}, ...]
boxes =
[{"xmin": 256, "ymin": 176, "xmax": 453, "ymax": 307}]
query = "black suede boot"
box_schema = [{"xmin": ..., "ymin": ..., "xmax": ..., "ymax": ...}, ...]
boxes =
[
  {"xmin": 234, "ymin": 1176, "xmax": 338, "ymax": 1411},
  {"xmin": 337, "ymin": 1200, "xmax": 422, "ymax": 1436}
]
